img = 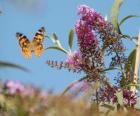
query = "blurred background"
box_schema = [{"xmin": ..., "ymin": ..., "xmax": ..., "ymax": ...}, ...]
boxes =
[{"xmin": 0, "ymin": 0, "xmax": 139, "ymax": 92}]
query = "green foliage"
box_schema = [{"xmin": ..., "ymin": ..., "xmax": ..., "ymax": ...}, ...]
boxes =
[
  {"xmin": 119, "ymin": 15, "xmax": 140, "ymax": 26},
  {"xmin": 111, "ymin": 0, "xmax": 123, "ymax": 33},
  {"xmin": 46, "ymin": 46, "xmax": 68, "ymax": 54},
  {"xmin": 115, "ymin": 90, "xmax": 124, "ymax": 106},
  {"xmin": 46, "ymin": 33, "xmax": 68, "ymax": 54},
  {"xmin": 68, "ymin": 29, "xmax": 74, "ymax": 50},
  {"xmin": 0, "ymin": 61, "xmax": 29, "ymax": 72},
  {"xmin": 125, "ymin": 49, "xmax": 136, "ymax": 71}
]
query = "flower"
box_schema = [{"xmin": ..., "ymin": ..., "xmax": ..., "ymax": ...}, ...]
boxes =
[
  {"xmin": 4, "ymin": 80, "xmax": 35, "ymax": 97},
  {"xmin": 77, "ymin": 5, "xmax": 123, "ymax": 52},
  {"xmin": 76, "ymin": 4, "xmax": 127, "ymax": 72},
  {"xmin": 123, "ymin": 89, "xmax": 137, "ymax": 107},
  {"xmin": 99, "ymin": 87, "xmax": 118, "ymax": 103},
  {"xmin": 99, "ymin": 87, "xmax": 137, "ymax": 107},
  {"xmin": 75, "ymin": 12, "xmax": 103, "ymax": 76},
  {"xmin": 4, "ymin": 80, "xmax": 25, "ymax": 95},
  {"xmin": 78, "ymin": 5, "xmax": 106, "ymax": 27},
  {"xmin": 66, "ymin": 51, "xmax": 82, "ymax": 70}
]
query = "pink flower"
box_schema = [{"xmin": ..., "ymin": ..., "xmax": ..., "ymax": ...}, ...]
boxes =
[
  {"xmin": 22, "ymin": 86, "xmax": 34, "ymax": 97},
  {"xmin": 75, "ymin": 19, "xmax": 103, "ymax": 75},
  {"xmin": 99, "ymin": 87, "xmax": 137, "ymax": 107},
  {"xmin": 78, "ymin": 5, "xmax": 106, "ymax": 27},
  {"xmin": 66, "ymin": 51, "xmax": 82, "ymax": 70},
  {"xmin": 75, "ymin": 20, "xmax": 98, "ymax": 45},
  {"xmin": 77, "ymin": 5, "xmax": 123, "ymax": 54},
  {"xmin": 4, "ymin": 80, "xmax": 34, "ymax": 97},
  {"xmin": 5, "ymin": 80, "xmax": 25, "ymax": 95},
  {"xmin": 123, "ymin": 89, "xmax": 137, "ymax": 107}
]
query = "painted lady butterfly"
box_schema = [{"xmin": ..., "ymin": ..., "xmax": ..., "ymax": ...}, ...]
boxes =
[{"xmin": 16, "ymin": 27, "xmax": 46, "ymax": 58}]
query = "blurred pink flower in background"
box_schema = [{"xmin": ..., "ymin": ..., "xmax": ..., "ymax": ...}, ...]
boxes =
[
  {"xmin": 4, "ymin": 80, "xmax": 34, "ymax": 97},
  {"xmin": 5, "ymin": 80, "xmax": 25, "ymax": 95}
]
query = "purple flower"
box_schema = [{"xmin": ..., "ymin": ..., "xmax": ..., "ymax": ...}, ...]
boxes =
[
  {"xmin": 78, "ymin": 5, "xmax": 106, "ymax": 27},
  {"xmin": 22, "ymin": 85, "xmax": 34, "ymax": 97},
  {"xmin": 66, "ymin": 51, "xmax": 82, "ymax": 70},
  {"xmin": 75, "ymin": 18, "xmax": 103, "ymax": 75},
  {"xmin": 75, "ymin": 5, "xmax": 106, "ymax": 73},
  {"xmin": 4, "ymin": 80, "xmax": 35, "ymax": 97},
  {"xmin": 99, "ymin": 87, "xmax": 137, "ymax": 107},
  {"xmin": 99, "ymin": 87, "xmax": 118, "ymax": 103},
  {"xmin": 77, "ymin": 4, "xmax": 123, "ymax": 53},
  {"xmin": 75, "ymin": 20, "xmax": 98, "ymax": 47},
  {"xmin": 5, "ymin": 80, "xmax": 25, "ymax": 95},
  {"xmin": 123, "ymin": 89, "xmax": 137, "ymax": 107}
]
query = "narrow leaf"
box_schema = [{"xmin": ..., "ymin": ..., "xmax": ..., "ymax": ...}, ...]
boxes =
[
  {"xmin": 115, "ymin": 90, "xmax": 124, "ymax": 106},
  {"xmin": 52, "ymin": 33, "xmax": 58, "ymax": 41},
  {"xmin": 125, "ymin": 49, "xmax": 136, "ymax": 71},
  {"xmin": 111, "ymin": 0, "xmax": 123, "ymax": 33},
  {"xmin": 101, "ymin": 67, "xmax": 121, "ymax": 72},
  {"xmin": 119, "ymin": 15, "xmax": 140, "ymax": 26},
  {"xmin": 51, "ymin": 33, "xmax": 62, "ymax": 47},
  {"xmin": 0, "ymin": 61, "xmax": 29, "ymax": 72},
  {"xmin": 45, "ymin": 46, "xmax": 68, "ymax": 54},
  {"xmin": 68, "ymin": 29, "xmax": 74, "ymax": 49}
]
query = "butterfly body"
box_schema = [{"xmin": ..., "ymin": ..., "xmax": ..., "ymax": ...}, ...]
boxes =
[{"xmin": 16, "ymin": 27, "xmax": 45, "ymax": 58}]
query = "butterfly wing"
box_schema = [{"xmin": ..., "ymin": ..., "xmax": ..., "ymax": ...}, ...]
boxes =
[
  {"xmin": 34, "ymin": 43, "xmax": 44, "ymax": 57},
  {"xmin": 32, "ymin": 27, "xmax": 46, "ymax": 57},
  {"xmin": 32, "ymin": 27, "xmax": 46, "ymax": 43},
  {"xmin": 16, "ymin": 33, "xmax": 32, "ymax": 58}
]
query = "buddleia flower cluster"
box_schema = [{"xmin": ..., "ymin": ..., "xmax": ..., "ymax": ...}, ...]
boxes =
[{"xmin": 46, "ymin": 5, "xmax": 128, "ymax": 81}]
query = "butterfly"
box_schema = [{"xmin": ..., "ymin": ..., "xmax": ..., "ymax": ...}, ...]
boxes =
[{"xmin": 16, "ymin": 27, "xmax": 46, "ymax": 58}]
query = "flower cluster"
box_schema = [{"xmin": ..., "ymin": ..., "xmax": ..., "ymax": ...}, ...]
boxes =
[
  {"xmin": 75, "ymin": 5, "xmax": 104, "ymax": 76},
  {"xmin": 4, "ymin": 80, "xmax": 34, "ymax": 97},
  {"xmin": 77, "ymin": 5, "xmax": 122, "ymax": 47},
  {"xmin": 78, "ymin": 5, "xmax": 106, "ymax": 29},
  {"xmin": 99, "ymin": 86, "xmax": 137, "ymax": 107},
  {"xmin": 76, "ymin": 5, "xmax": 126, "ymax": 68},
  {"xmin": 66, "ymin": 51, "xmax": 82, "ymax": 71},
  {"xmin": 74, "ymin": 5, "xmax": 129, "ymax": 84},
  {"xmin": 123, "ymin": 89, "xmax": 137, "ymax": 106}
]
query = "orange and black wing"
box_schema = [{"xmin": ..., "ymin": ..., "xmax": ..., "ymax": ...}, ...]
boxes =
[
  {"xmin": 32, "ymin": 27, "xmax": 45, "ymax": 43},
  {"xmin": 34, "ymin": 42, "xmax": 44, "ymax": 57},
  {"xmin": 16, "ymin": 33, "xmax": 32, "ymax": 58},
  {"xmin": 32, "ymin": 27, "xmax": 46, "ymax": 57}
]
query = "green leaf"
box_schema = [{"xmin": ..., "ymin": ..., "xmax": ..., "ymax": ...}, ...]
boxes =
[
  {"xmin": 0, "ymin": 61, "xmax": 29, "ymax": 72},
  {"xmin": 115, "ymin": 90, "xmax": 124, "ymax": 106},
  {"xmin": 111, "ymin": 0, "xmax": 123, "ymax": 33},
  {"xmin": 45, "ymin": 46, "xmax": 68, "ymax": 54},
  {"xmin": 101, "ymin": 67, "xmax": 121, "ymax": 72},
  {"xmin": 52, "ymin": 33, "xmax": 58, "ymax": 41},
  {"xmin": 68, "ymin": 29, "xmax": 74, "ymax": 49},
  {"xmin": 125, "ymin": 49, "xmax": 136, "ymax": 71},
  {"xmin": 119, "ymin": 15, "xmax": 140, "ymax": 26},
  {"xmin": 51, "ymin": 33, "xmax": 62, "ymax": 47}
]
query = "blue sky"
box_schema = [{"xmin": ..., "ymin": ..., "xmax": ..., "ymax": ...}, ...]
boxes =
[{"xmin": 0, "ymin": 0, "xmax": 139, "ymax": 92}]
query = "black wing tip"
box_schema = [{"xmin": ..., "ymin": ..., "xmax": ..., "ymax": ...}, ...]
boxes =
[
  {"xmin": 16, "ymin": 32, "xmax": 22, "ymax": 37},
  {"xmin": 38, "ymin": 27, "xmax": 45, "ymax": 32}
]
